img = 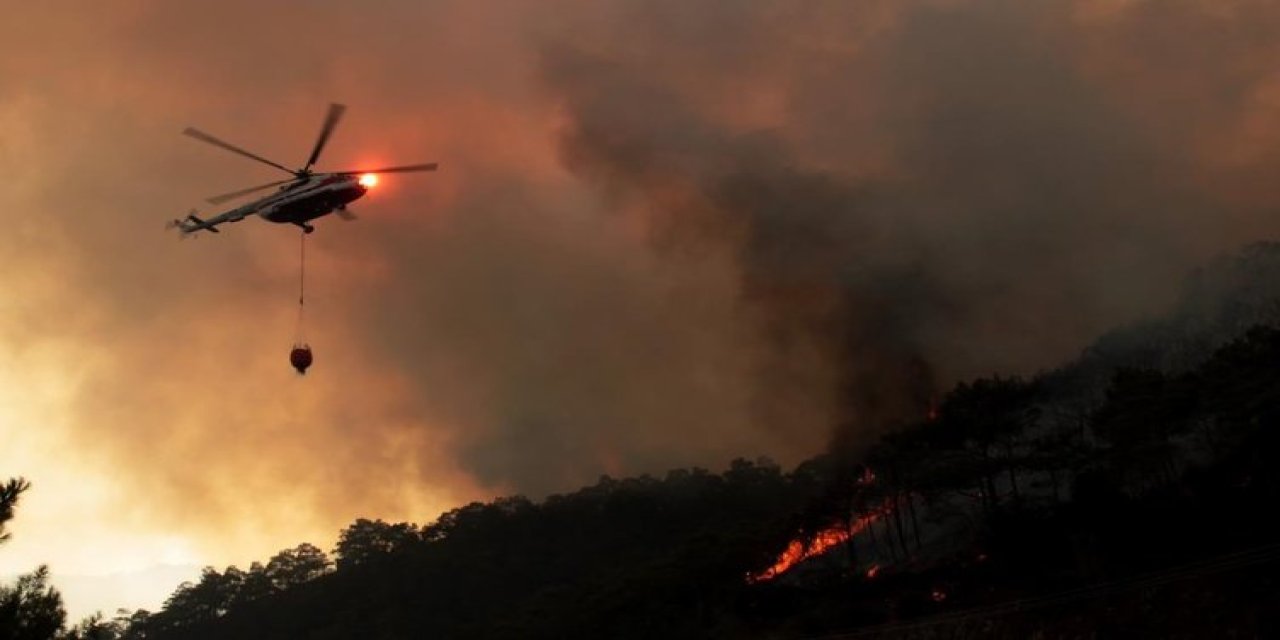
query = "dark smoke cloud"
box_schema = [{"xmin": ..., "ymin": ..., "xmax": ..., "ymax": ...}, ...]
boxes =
[{"xmin": 536, "ymin": 0, "xmax": 1278, "ymax": 450}]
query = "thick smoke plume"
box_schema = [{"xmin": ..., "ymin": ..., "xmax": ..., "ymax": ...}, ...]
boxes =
[{"xmin": 536, "ymin": 0, "xmax": 1280, "ymax": 450}]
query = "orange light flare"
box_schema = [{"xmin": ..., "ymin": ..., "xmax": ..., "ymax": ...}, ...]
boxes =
[
  {"xmin": 866, "ymin": 563, "xmax": 881, "ymax": 579},
  {"xmin": 747, "ymin": 512, "xmax": 880, "ymax": 584},
  {"xmin": 358, "ymin": 173, "xmax": 379, "ymax": 188}
]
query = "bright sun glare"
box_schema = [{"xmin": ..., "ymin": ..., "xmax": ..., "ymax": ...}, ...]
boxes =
[{"xmin": 359, "ymin": 173, "xmax": 378, "ymax": 188}]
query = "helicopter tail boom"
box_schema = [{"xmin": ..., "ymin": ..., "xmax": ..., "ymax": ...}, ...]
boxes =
[{"xmin": 168, "ymin": 212, "xmax": 220, "ymax": 235}]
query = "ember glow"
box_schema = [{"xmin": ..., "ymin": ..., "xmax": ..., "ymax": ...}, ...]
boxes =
[{"xmin": 748, "ymin": 514, "xmax": 879, "ymax": 583}]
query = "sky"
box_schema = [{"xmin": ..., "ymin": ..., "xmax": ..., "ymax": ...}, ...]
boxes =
[{"xmin": 4, "ymin": 0, "xmax": 1280, "ymax": 621}]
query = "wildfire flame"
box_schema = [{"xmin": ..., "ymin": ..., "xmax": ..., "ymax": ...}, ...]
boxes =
[{"xmin": 747, "ymin": 513, "xmax": 879, "ymax": 583}]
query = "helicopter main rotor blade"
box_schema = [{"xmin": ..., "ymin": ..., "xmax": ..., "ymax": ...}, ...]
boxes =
[
  {"xmin": 334, "ymin": 162, "xmax": 439, "ymax": 175},
  {"xmin": 302, "ymin": 103, "xmax": 347, "ymax": 173},
  {"xmin": 206, "ymin": 178, "xmax": 298, "ymax": 205},
  {"xmin": 183, "ymin": 127, "xmax": 297, "ymax": 176}
]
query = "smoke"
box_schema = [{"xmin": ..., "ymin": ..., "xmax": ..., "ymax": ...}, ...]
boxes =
[
  {"xmin": 4, "ymin": 0, "xmax": 1280, "ymax": 575},
  {"xmin": 536, "ymin": 0, "xmax": 1280, "ymax": 449}
]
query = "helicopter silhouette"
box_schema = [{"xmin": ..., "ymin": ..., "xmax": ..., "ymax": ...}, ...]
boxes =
[{"xmin": 170, "ymin": 103, "xmax": 437, "ymax": 235}]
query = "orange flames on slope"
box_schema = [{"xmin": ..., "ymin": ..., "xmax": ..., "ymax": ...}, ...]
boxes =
[{"xmin": 747, "ymin": 512, "xmax": 879, "ymax": 583}]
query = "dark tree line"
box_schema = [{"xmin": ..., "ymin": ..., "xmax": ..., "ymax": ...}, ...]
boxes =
[{"xmin": 97, "ymin": 461, "xmax": 824, "ymax": 639}]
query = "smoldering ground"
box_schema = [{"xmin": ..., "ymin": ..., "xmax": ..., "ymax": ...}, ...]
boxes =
[{"xmin": 4, "ymin": 0, "xmax": 1280, "ymax": 567}]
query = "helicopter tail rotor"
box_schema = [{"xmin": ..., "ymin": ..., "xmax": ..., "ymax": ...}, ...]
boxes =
[{"xmin": 168, "ymin": 211, "xmax": 220, "ymax": 236}]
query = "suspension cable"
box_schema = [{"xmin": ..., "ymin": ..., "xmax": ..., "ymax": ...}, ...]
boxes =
[
  {"xmin": 296, "ymin": 230, "xmax": 307, "ymax": 343},
  {"xmin": 299, "ymin": 230, "xmax": 306, "ymax": 307}
]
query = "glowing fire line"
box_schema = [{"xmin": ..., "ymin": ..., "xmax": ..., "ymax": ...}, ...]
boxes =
[{"xmin": 747, "ymin": 512, "xmax": 879, "ymax": 583}]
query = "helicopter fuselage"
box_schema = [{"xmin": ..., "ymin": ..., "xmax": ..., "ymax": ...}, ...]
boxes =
[
  {"xmin": 256, "ymin": 175, "xmax": 367, "ymax": 225},
  {"xmin": 213, "ymin": 174, "xmax": 368, "ymax": 230}
]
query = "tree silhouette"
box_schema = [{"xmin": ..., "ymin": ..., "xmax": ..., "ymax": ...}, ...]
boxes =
[
  {"xmin": 920, "ymin": 376, "xmax": 1039, "ymax": 513},
  {"xmin": 1092, "ymin": 368, "xmax": 1196, "ymax": 490},
  {"xmin": 61, "ymin": 611, "xmax": 127, "ymax": 640},
  {"xmin": 265, "ymin": 543, "xmax": 331, "ymax": 589},
  {"xmin": 335, "ymin": 519, "xmax": 420, "ymax": 570},
  {"xmin": 0, "ymin": 566, "xmax": 65, "ymax": 640},
  {"xmin": 2, "ymin": 477, "xmax": 71, "ymax": 640},
  {"xmin": 143, "ymin": 566, "xmax": 245, "ymax": 633},
  {"xmin": 234, "ymin": 562, "xmax": 275, "ymax": 605},
  {"xmin": 1, "ymin": 477, "xmax": 31, "ymax": 544}
]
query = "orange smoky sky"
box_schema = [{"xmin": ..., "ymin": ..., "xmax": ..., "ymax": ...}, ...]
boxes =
[{"xmin": 4, "ymin": 0, "xmax": 1280, "ymax": 618}]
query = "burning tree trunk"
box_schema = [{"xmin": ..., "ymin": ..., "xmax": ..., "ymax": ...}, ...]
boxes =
[
  {"xmin": 842, "ymin": 511, "xmax": 859, "ymax": 572},
  {"xmin": 866, "ymin": 510, "xmax": 884, "ymax": 560},
  {"xmin": 906, "ymin": 493, "xmax": 923, "ymax": 552},
  {"xmin": 1006, "ymin": 442, "xmax": 1021, "ymax": 504},
  {"xmin": 891, "ymin": 492, "xmax": 910, "ymax": 560}
]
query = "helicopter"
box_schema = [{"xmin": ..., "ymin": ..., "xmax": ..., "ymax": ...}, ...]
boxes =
[{"xmin": 170, "ymin": 103, "xmax": 437, "ymax": 235}]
